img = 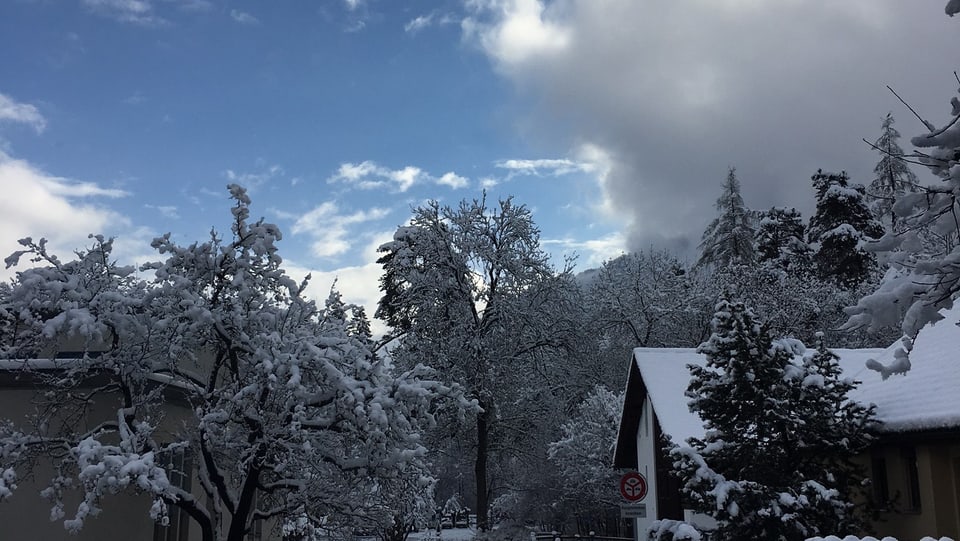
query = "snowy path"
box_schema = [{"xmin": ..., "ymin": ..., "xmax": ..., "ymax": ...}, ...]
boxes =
[{"xmin": 408, "ymin": 527, "xmax": 477, "ymax": 541}]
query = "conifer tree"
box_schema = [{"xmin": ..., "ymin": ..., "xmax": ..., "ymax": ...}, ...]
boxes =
[
  {"xmin": 697, "ymin": 167, "xmax": 756, "ymax": 268},
  {"xmin": 807, "ymin": 170, "xmax": 884, "ymax": 288},
  {"xmin": 755, "ymin": 207, "xmax": 812, "ymax": 272},
  {"xmin": 867, "ymin": 113, "xmax": 918, "ymax": 231},
  {"xmin": 673, "ymin": 299, "xmax": 875, "ymax": 541},
  {"xmin": 791, "ymin": 335, "xmax": 876, "ymax": 534}
]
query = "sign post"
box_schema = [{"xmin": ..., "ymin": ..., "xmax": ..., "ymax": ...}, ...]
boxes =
[
  {"xmin": 619, "ymin": 472, "xmax": 649, "ymax": 521},
  {"xmin": 619, "ymin": 472, "xmax": 648, "ymax": 503}
]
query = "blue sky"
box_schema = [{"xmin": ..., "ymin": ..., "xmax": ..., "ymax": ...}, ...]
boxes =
[{"xmin": 1, "ymin": 0, "xmax": 957, "ymax": 325}]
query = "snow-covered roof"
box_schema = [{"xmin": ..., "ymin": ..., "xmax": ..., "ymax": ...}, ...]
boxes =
[
  {"xmin": 632, "ymin": 348, "xmax": 707, "ymax": 445},
  {"xmin": 633, "ymin": 347, "xmax": 883, "ymax": 445},
  {"xmin": 846, "ymin": 304, "xmax": 960, "ymax": 434},
  {"xmin": 633, "ymin": 305, "xmax": 960, "ymax": 443}
]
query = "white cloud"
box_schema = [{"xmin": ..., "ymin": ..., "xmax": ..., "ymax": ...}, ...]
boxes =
[
  {"xmin": 279, "ymin": 201, "xmax": 390, "ymax": 259},
  {"xmin": 542, "ymin": 232, "xmax": 626, "ymax": 268},
  {"xmin": 437, "ymin": 171, "xmax": 469, "ymax": 189},
  {"xmin": 82, "ymin": 0, "xmax": 166, "ymax": 25},
  {"xmin": 230, "ymin": 9, "xmax": 260, "ymax": 25},
  {"xmin": 145, "ymin": 204, "xmax": 179, "ymax": 219},
  {"xmin": 495, "ymin": 157, "xmax": 595, "ymax": 177},
  {"xmin": 573, "ymin": 142, "xmax": 617, "ymax": 221},
  {"xmin": 174, "ymin": 0, "xmax": 213, "ymax": 12},
  {"xmin": 463, "ymin": 0, "xmax": 570, "ymax": 68},
  {"xmin": 282, "ymin": 231, "xmax": 394, "ymax": 338},
  {"xmin": 223, "ymin": 164, "xmax": 284, "ymax": 192},
  {"xmin": 0, "ymin": 93, "xmax": 46, "ymax": 133},
  {"xmin": 39, "ymin": 178, "xmax": 128, "ymax": 198},
  {"xmin": 480, "ymin": 177, "xmax": 499, "ymax": 188},
  {"xmin": 390, "ymin": 166, "xmax": 422, "ymax": 192},
  {"xmin": 405, "ymin": 11, "xmax": 457, "ymax": 34},
  {"xmin": 329, "ymin": 161, "xmax": 469, "ymax": 192},
  {"xmin": 340, "ymin": 0, "xmax": 368, "ymax": 32},
  {"xmin": 405, "ymin": 13, "xmax": 435, "ymax": 33},
  {"xmin": 122, "ymin": 92, "xmax": 147, "ymax": 105},
  {"xmin": 0, "ymin": 151, "xmax": 141, "ymax": 280}
]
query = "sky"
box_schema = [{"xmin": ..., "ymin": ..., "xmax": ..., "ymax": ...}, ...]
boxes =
[{"xmin": 2, "ymin": 0, "xmax": 958, "ymax": 330}]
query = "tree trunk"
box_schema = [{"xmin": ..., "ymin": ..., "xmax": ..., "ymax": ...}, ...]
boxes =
[{"xmin": 475, "ymin": 402, "xmax": 489, "ymax": 531}]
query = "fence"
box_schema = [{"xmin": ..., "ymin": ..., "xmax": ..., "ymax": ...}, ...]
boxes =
[{"xmin": 531, "ymin": 532, "xmax": 633, "ymax": 541}]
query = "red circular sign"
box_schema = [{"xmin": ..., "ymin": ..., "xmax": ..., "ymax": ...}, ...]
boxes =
[{"xmin": 619, "ymin": 472, "xmax": 648, "ymax": 502}]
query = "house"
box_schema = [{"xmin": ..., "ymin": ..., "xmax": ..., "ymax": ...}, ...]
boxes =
[
  {"xmin": 0, "ymin": 353, "xmax": 205, "ymax": 541},
  {"xmin": 613, "ymin": 305, "xmax": 960, "ymax": 541}
]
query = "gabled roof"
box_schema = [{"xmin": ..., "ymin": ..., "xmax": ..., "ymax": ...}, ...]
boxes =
[
  {"xmin": 849, "ymin": 304, "xmax": 960, "ymax": 434},
  {"xmin": 614, "ymin": 304, "xmax": 960, "ymax": 468},
  {"xmin": 630, "ymin": 347, "xmax": 884, "ymax": 446}
]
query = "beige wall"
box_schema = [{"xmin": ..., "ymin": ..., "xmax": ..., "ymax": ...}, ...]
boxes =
[
  {"xmin": 865, "ymin": 441, "xmax": 960, "ymax": 541},
  {"xmin": 0, "ymin": 386, "xmax": 205, "ymax": 541}
]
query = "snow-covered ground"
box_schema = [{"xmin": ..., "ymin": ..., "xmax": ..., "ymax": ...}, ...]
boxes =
[{"xmin": 408, "ymin": 527, "xmax": 477, "ymax": 541}]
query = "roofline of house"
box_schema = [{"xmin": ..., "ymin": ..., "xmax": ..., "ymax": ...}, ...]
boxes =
[
  {"xmin": 872, "ymin": 425, "xmax": 960, "ymax": 444},
  {"xmin": 613, "ymin": 351, "xmax": 644, "ymax": 469},
  {"xmin": 0, "ymin": 358, "xmax": 202, "ymax": 406}
]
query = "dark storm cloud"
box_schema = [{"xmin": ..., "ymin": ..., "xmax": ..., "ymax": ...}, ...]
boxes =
[{"xmin": 465, "ymin": 0, "xmax": 958, "ymax": 259}]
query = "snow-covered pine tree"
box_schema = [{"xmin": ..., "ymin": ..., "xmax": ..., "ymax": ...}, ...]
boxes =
[
  {"xmin": 788, "ymin": 334, "xmax": 876, "ymax": 535},
  {"xmin": 696, "ymin": 167, "xmax": 757, "ymax": 268},
  {"xmin": 807, "ymin": 170, "xmax": 884, "ymax": 288},
  {"xmin": 867, "ymin": 113, "xmax": 919, "ymax": 232},
  {"xmin": 673, "ymin": 299, "xmax": 875, "ymax": 541},
  {"xmin": 755, "ymin": 207, "xmax": 812, "ymax": 272}
]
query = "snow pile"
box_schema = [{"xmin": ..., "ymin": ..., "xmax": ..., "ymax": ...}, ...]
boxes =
[
  {"xmin": 648, "ymin": 519, "xmax": 701, "ymax": 541},
  {"xmin": 806, "ymin": 537, "xmax": 954, "ymax": 541},
  {"xmin": 0, "ymin": 468, "xmax": 16, "ymax": 500}
]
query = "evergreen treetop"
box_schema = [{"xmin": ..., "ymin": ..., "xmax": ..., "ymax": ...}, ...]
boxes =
[
  {"xmin": 807, "ymin": 170, "xmax": 884, "ymax": 288},
  {"xmin": 868, "ymin": 113, "xmax": 919, "ymax": 232},
  {"xmin": 697, "ymin": 167, "xmax": 757, "ymax": 268},
  {"xmin": 755, "ymin": 207, "xmax": 812, "ymax": 273}
]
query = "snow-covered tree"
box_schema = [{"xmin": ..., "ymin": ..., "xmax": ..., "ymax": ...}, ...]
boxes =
[
  {"xmin": 673, "ymin": 299, "xmax": 875, "ymax": 541},
  {"xmin": 708, "ymin": 264, "xmax": 892, "ymax": 348},
  {"xmin": 697, "ymin": 167, "xmax": 757, "ymax": 268},
  {"xmin": 376, "ymin": 196, "xmax": 577, "ymax": 530},
  {"xmin": 0, "ymin": 186, "xmax": 458, "ymax": 541},
  {"xmin": 792, "ymin": 335, "xmax": 876, "ymax": 519},
  {"xmin": 755, "ymin": 207, "xmax": 812, "ymax": 272},
  {"xmin": 586, "ymin": 251, "xmax": 712, "ymax": 371},
  {"xmin": 547, "ymin": 386, "xmax": 622, "ymax": 520},
  {"xmin": 867, "ymin": 113, "xmax": 919, "ymax": 232},
  {"xmin": 807, "ymin": 170, "xmax": 884, "ymax": 288},
  {"xmin": 847, "ymin": 5, "xmax": 960, "ymax": 343}
]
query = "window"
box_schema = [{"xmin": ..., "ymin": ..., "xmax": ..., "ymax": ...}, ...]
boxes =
[
  {"xmin": 154, "ymin": 449, "xmax": 193, "ymax": 541},
  {"xmin": 870, "ymin": 454, "xmax": 889, "ymax": 505},
  {"xmin": 901, "ymin": 446, "xmax": 921, "ymax": 512}
]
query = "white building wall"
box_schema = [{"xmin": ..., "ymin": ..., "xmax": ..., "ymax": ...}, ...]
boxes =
[{"xmin": 633, "ymin": 395, "xmax": 658, "ymax": 540}]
